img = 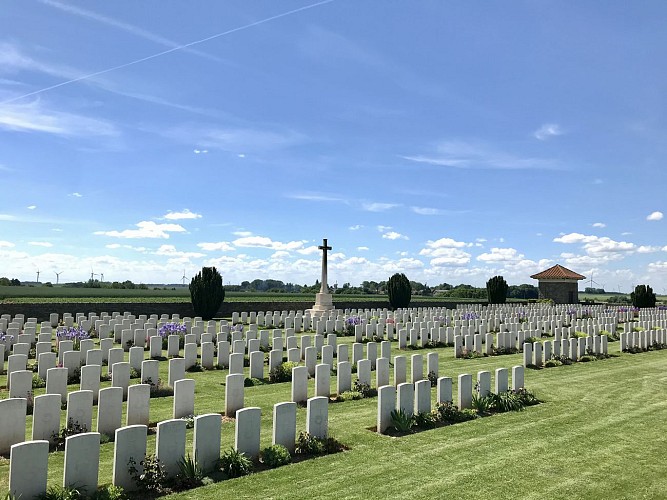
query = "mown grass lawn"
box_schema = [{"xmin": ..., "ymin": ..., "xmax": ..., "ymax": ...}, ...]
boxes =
[{"xmin": 1, "ymin": 333, "xmax": 666, "ymax": 499}]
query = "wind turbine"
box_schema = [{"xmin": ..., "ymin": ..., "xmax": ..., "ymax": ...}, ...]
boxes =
[
  {"xmin": 36, "ymin": 268, "xmax": 40, "ymax": 283},
  {"xmin": 90, "ymin": 268, "xmax": 99, "ymax": 281},
  {"xmin": 181, "ymin": 270, "xmax": 188, "ymax": 286},
  {"xmin": 100, "ymin": 273, "xmax": 104, "ymax": 283},
  {"xmin": 588, "ymin": 273, "xmax": 603, "ymax": 290},
  {"xmin": 54, "ymin": 271, "xmax": 62, "ymax": 285}
]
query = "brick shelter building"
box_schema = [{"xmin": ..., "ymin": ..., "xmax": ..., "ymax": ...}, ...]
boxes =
[{"xmin": 530, "ymin": 264, "xmax": 585, "ymax": 304}]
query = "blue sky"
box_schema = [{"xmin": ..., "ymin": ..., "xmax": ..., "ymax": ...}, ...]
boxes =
[{"xmin": 1, "ymin": 1, "xmax": 666, "ymax": 291}]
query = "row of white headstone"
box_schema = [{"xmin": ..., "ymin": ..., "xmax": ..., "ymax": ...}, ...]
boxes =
[
  {"xmin": 376, "ymin": 365, "xmax": 525, "ymax": 433},
  {"xmin": 7, "ymin": 395, "xmax": 329, "ymax": 499}
]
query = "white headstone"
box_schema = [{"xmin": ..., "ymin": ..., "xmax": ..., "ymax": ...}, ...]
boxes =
[
  {"xmin": 173, "ymin": 379, "xmax": 195, "ymax": 419},
  {"xmin": 64, "ymin": 432, "xmax": 100, "ymax": 492},
  {"xmin": 272, "ymin": 401, "xmax": 297, "ymax": 453},
  {"xmin": 306, "ymin": 396, "xmax": 328, "ymax": 439},
  {"xmin": 193, "ymin": 413, "xmax": 221, "ymax": 472},
  {"xmin": 0, "ymin": 398, "xmax": 27, "ymax": 454},
  {"xmin": 97, "ymin": 387, "xmax": 123, "ymax": 437},
  {"xmin": 32, "ymin": 393, "xmax": 61, "ymax": 442},
  {"xmin": 9, "ymin": 440, "xmax": 49, "ymax": 499},
  {"xmin": 156, "ymin": 419, "xmax": 186, "ymax": 477},
  {"xmin": 127, "ymin": 383, "xmax": 151, "ymax": 426},
  {"xmin": 235, "ymin": 407, "xmax": 262, "ymax": 459},
  {"xmin": 225, "ymin": 373, "xmax": 245, "ymax": 416},
  {"xmin": 113, "ymin": 425, "xmax": 147, "ymax": 490},
  {"xmin": 377, "ymin": 385, "xmax": 396, "ymax": 434}
]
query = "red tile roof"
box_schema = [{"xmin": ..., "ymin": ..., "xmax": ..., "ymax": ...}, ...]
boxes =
[{"xmin": 530, "ymin": 264, "xmax": 585, "ymax": 280}]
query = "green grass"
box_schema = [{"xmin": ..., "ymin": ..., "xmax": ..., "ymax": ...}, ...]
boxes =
[{"xmin": 2, "ymin": 332, "xmax": 667, "ymax": 499}]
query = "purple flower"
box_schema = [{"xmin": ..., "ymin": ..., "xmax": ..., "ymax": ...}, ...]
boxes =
[{"xmin": 158, "ymin": 322, "xmax": 187, "ymax": 337}]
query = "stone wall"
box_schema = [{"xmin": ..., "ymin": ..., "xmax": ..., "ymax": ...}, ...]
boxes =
[
  {"xmin": 0, "ymin": 300, "xmax": 479, "ymax": 322},
  {"xmin": 537, "ymin": 281, "xmax": 578, "ymax": 304}
]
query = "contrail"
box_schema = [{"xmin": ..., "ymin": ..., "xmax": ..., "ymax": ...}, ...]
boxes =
[{"xmin": 1, "ymin": 0, "xmax": 335, "ymax": 105}]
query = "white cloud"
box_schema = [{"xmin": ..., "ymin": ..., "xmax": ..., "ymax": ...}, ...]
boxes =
[
  {"xmin": 233, "ymin": 236, "xmax": 307, "ymax": 251},
  {"xmin": 289, "ymin": 193, "xmax": 348, "ymax": 203},
  {"xmin": 420, "ymin": 238, "xmax": 468, "ymax": 254},
  {"xmin": 533, "ymin": 123, "xmax": 563, "ymax": 140},
  {"xmin": 477, "ymin": 247, "xmax": 523, "ymax": 263},
  {"xmin": 637, "ymin": 245, "xmax": 661, "ymax": 254},
  {"xmin": 382, "ymin": 231, "xmax": 408, "ymax": 240},
  {"xmin": 429, "ymin": 249, "xmax": 471, "ymax": 267},
  {"xmin": 154, "ymin": 244, "xmax": 205, "ymax": 259},
  {"xmin": 164, "ymin": 124, "xmax": 305, "ymax": 152},
  {"xmin": 105, "ymin": 243, "xmax": 121, "ymax": 249},
  {"xmin": 377, "ymin": 225, "xmax": 392, "ymax": 232},
  {"xmin": 197, "ymin": 242, "xmax": 234, "ymax": 252},
  {"xmin": 70, "ymin": 192, "xmax": 83, "ymax": 198},
  {"xmin": 0, "ymin": 241, "xmax": 15, "ymax": 248},
  {"xmin": 27, "ymin": 205, "xmax": 36, "ymax": 210},
  {"xmin": 403, "ymin": 140, "xmax": 560, "ymax": 170},
  {"xmin": 357, "ymin": 246, "xmax": 369, "ymax": 251},
  {"xmin": 411, "ymin": 206, "xmax": 445, "ymax": 216},
  {"xmin": 592, "ymin": 222, "xmax": 606, "ymax": 228},
  {"xmin": 362, "ymin": 202, "xmax": 399, "ymax": 212},
  {"xmin": 232, "ymin": 231, "xmax": 252, "ymax": 237},
  {"xmin": 193, "ymin": 149, "xmax": 208, "ymax": 154},
  {"xmin": 647, "ymin": 211, "xmax": 663, "ymax": 221},
  {"xmin": 271, "ymin": 251, "xmax": 290, "ymax": 259},
  {"xmin": 553, "ymin": 233, "xmax": 596, "ymax": 244},
  {"xmin": 94, "ymin": 221, "xmax": 186, "ymax": 239},
  {"xmin": 163, "ymin": 209, "xmax": 202, "ymax": 220},
  {"xmin": 349, "ymin": 225, "xmax": 363, "ymax": 231},
  {"xmin": 28, "ymin": 241, "xmax": 53, "ymax": 247},
  {"xmin": 0, "ymin": 100, "xmax": 119, "ymax": 137},
  {"xmin": 296, "ymin": 246, "xmax": 320, "ymax": 255}
]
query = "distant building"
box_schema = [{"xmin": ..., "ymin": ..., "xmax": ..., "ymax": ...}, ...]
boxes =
[{"xmin": 530, "ymin": 264, "xmax": 585, "ymax": 304}]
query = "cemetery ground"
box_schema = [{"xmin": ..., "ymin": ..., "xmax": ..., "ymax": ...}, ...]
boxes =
[{"xmin": 1, "ymin": 324, "xmax": 666, "ymax": 499}]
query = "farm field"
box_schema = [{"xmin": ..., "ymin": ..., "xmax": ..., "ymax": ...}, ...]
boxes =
[
  {"xmin": 0, "ymin": 287, "xmax": 484, "ymax": 304},
  {"xmin": 1, "ymin": 319, "xmax": 666, "ymax": 499}
]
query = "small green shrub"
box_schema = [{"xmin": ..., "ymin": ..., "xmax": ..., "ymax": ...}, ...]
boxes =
[
  {"xmin": 268, "ymin": 361, "xmax": 299, "ymax": 383},
  {"xmin": 89, "ymin": 485, "xmax": 127, "ymax": 500},
  {"xmin": 32, "ymin": 373, "xmax": 46, "ymax": 388},
  {"xmin": 129, "ymin": 367, "xmax": 140, "ymax": 379},
  {"xmin": 261, "ymin": 444, "xmax": 292, "ymax": 468},
  {"xmin": 544, "ymin": 358, "xmax": 562, "ymax": 368},
  {"xmin": 295, "ymin": 431, "xmax": 326, "ymax": 455},
  {"xmin": 186, "ymin": 362, "xmax": 204, "ymax": 373},
  {"xmin": 471, "ymin": 392, "xmax": 493, "ymax": 414},
  {"xmin": 218, "ymin": 448, "xmax": 253, "ymax": 478},
  {"xmin": 244, "ymin": 377, "xmax": 264, "ymax": 387},
  {"xmin": 127, "ymin": 454, "xmax": 166, "ymax": 496},
  {"xmin": 390, "ymin": 409, "xmax": 414, "ymax": 433},
  {"xmin": 36, "ymin": 485, "xmax": 85, "ymax": 500},
  {"xmin": 413, "ymin": 411, "xmax": 437, "ymax": 429},
  {"xmin": 294, "ymin": 431, "xmax": 345, "ymax": 455},
  {"xmin": 427, "ymin": 371, "xmax": 438, "ymax": 387},
  {"xmin": 67, "ymin": 367, "xmax": 81, "ymax": 385},
  {"xmin": 181, "ymin": 414, "xmax": 196, "ymax": 429},
  {"xmin": 336, "ymin": 390, "xmax": 363, "ymax": 401},
  {"xmin": 434, "ymin": 402, "xmax": 479, "ymax": 424},
  {"xmin": 174, "ymin": 453, "xmax": 204, "ymax": 490},
  {"xmin": 353, "ymin": 380, "xmax": 376, "ymax": 398},
  {"xmin": 523, "ymin": 336, "xmax": 539, "ymax": 345},
  {"xmin": 572, "ymin": 331, "xmax": 588, "ymax": 339},
  {"xmin": 51, "ymin": 418, "xmax": 88, "ymax": 451}
]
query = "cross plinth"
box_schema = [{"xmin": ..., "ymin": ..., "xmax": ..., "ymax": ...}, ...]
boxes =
[{"xmin": 309, "ymin": 238, "xmax": 335, "ymax": 315}]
